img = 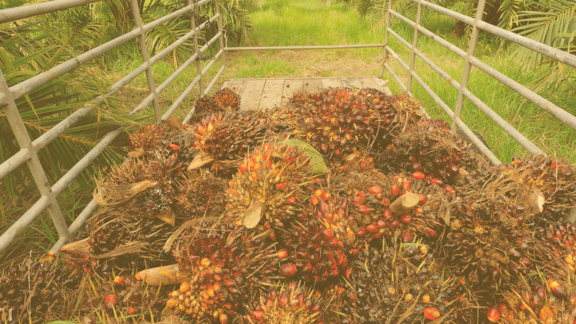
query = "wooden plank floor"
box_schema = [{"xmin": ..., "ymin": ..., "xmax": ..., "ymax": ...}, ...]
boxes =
[{"xmin": 221, "ymin": 77, "xmax": 391, "ymax": 111}]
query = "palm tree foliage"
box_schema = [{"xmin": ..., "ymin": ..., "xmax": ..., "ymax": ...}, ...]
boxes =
[
  {"xmin": 0, "ymin": 0, "xmax": 255, "ymax": 211},
  {"xmin": 344, "ymin": 0, "xmax": 575, "ymax": 88}
]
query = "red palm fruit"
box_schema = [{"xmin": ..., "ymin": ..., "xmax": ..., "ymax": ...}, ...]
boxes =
[
  {"xmin": 322, "ymin": 192, "xmax": 331, "ymax": 201},
  {"xmin": 358, "ymin": 205, "xmax": 371, "ymax": 214},
  {"xmin": 424, "ymin": 307, "xmax": 441, "ymax": 320},
  {"xmin": 569, "ymin": 293, "xmax": 576, "ymax": 304},
  {"xmin": 412, "ymin": 172, "xmax": 425, "ymax": 180},
  {"xmin": 169, "ymin": 144, "xmax": 180, "ymax": 150},
  {"xmin": 391, "ymin": 185, "xmax": 399, "ymax": 196},
  {"xmin": 487, "ymin": 306, "xmax": 501, "ymax": 322},
  {"xmin": 377, "ymin": 219, "xmax": 388, "ymax": 228},
  {"xmin": 355, "ymin": 228, "xmax": 367, "ymax": 237},
  {"xmin": 402, "ymin": 180, "xmax": 410, "ymax": 190},
  {"xmin": 418, "ymin": 194, "xmax": 427, "ymax": 205},
  {"xmin": 390, "ymin": 219, "xmax": 400, "ymax": 228},
  {"xmin": 549, "ymin": 280, "xmax": 567, "ymax": 299},
  {"xmin": 443, "ymin": 185, "xmax": 454, "ymax": 192},
  {"xmin": 311, "ymin": 196, "xmax": 319, "ymax": 205},
  {"xmin": 201, "ymin": 257, "xmax": 211, "ymax": 267},
  {"xmin": 128, "ymin": 307, "xmax": 135, "ymax": 315},
  {"xmin": 280, "ymin": 263, "xmax": 298, "ymax": 277},
  {"xmin": 366, "ymin": 224, "xmax": 378, "ymax": 233},
  {"xmin": 323, "ymin": 229, "xmax": 334, "ymax": 240},
  {"xmin": 382, "ymin": 198, "xmax": 390, "ymax": 206},
  {"xmin": 431, "ymin": 178, "xmax": 443, "ymax": 186},
  {"xmin": 287, "ymin": 196, "xmax": 296, "ymax": 204},
  {"xmin": 239, "ymin": 164, "xmax": 246, "ymax": 173},
  {"xmin": 426, "ymin": 229, "xmax": 437, "ymax": 238},
  {"xmin": 105, "ymin": 295, "xmax": 117, "ymax": 310},
  {"xmin": 180, "ymin": 281, "xmax": 190, "ymax": 293},
  {"xmin": 448, "ymin": 163, "xmax": 459, "ymax": 175},
  {"xmin": 220, "ymin": 314, "xmax": 229, "ymax": 324},
  {"xmin": 278, "ymin": 249, "xmax": 288, "ymax": 258},
  {"xmin": 315, "ymin": 189, "xmax": 324, "ymax": 197},
  {"xmin": 352, "ymin": 196, "xmax": 364, "ymax": 204},
  {"xmin": 383, "ymin": 210, "xmax": 393, "ymax": 221},
  {"xmin": 400, "ymin": 214, "xmax": 412, "ymax": 224},
  {"xmin": 369, "ymin": 186, "xmax": 382, "ymax": 195},
  {"xmin": 539, "ymin": 306, "xmax": 554, "ymax": 322},
  {"xmin": 113, "ymin": 276, "xmax": 125, "ymax": 286},
  {"xmin": 400, "ymin": 231, "xmax": 412, "ymax": 242},
  {"xmin": 276, "ymin": 182, "xmax": 287, "ymax": 189},
  {"xmin": 346, "ymin": 268, "xmax": 352, "ymax": 280},
  {"xmin": 252, "ymin": 311, "xmax": 264, "ymax": 321}
]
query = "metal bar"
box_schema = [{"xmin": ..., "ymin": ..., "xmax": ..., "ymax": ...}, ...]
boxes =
[
  {"xmin": 166, "ymin": 74, "xmax": 202, "ymax": 122},
  {"xmin": 380, "ymin": 0, "xmax": 392, "ymax": 78},
  {"xmin": 31, "ymin": 16, "xmax": 220, "ymax": 150},
  {"xmin": 407, "ymin": 70, "xmax": 502, "ymax": 165},
  {"xmin": 386, "ymin": 29, "xmax": 543, "ymax": 155},
  {"xmin": 190, "ymin": 0, "xmax": 205, "ymax": 97},
  {"xmin": 214, "ymin": 0, "xmax": 227, "ymax": 75},
  {"xmin": 49, "ymin": 199, "xmax": 99, "ymax": 253},
  {"xmin": 415, "ymin": 0, "xmax": 576, "ymax": 69},
  {"xmin": 0, "ymin": 0, "xmax": 100, "ymax": 24},
  {"xmin": 406, "ymin": 0, "xmax": 422, "ymax": 93},
  {"xmin": 204, "ymin": 65, "xmax": 226, "ymax": 95},
  {"xmin": 130, "ymin": 0, "xmax": 162, "ymax": 123},
  {"xmin": 51, "ymin": 127, "xmax": 123, "ymax": 196},
  {"xmin": 384, "ymin": 45, "xmax": 409, "ymax": 71},
  {"xmin": 390, "ymin": 9, "xmax": 576, "ymax": 131},
  {"xmin": 383, "ymin": 63, "xmax": 407, "ymax": 92},
  {"xmin": 0, "ymin": 196, "xmax": 51, "ymax": 253},
  {"xmin": 0, "ymin": 69, "xmax": 71, "ymax": 244},
  {"xmin": 0, "ymin": 149, "xmax": 30, "ymax": 181},
  {"xmin": 130, "ymin": 32, "xmax": 222, "ymax": 115},
  {"xmin": 182, "ymin": 106, "xmax": 197, "ymax": 125},
  {"xmin": 451, "ymin": 0, "xmax": 486, "ymax": 132},
  {"xmin": 226, "ymin": 44, "xmax": 386, "ymax": 51}
]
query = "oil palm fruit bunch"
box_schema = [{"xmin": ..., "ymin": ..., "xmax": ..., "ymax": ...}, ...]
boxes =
[
  {"xmin": 128, "ymin": 117, "xmax": 196, "ymax": 166},
  {"xmin": 534, "ymin": 222, "xmax": 576, "ymax": 273},
  {"xmin": 0, "ymin": 257, "xmax": 80, "ymax": 323},
  {"xmin": 242, "ymin": 281, "xmax": 322, "ymax": 324},
  {"xmin": 348, "ymin": 173, "xmax": 447, "ymax": 245},
  {"xmin": 358, "ymin": 88, "xmax": 399, "ymax": 151},
  {"xmin": 213, "ymin": 88, "xmax": 240, "ymax": 111},
  {"xmin": 191, "ymin": 111, "xmax": 273, "ymax": 175},
  {"xmin": 78, "ymin": 274, "xmax": 168, "ymax": 322},
  {"xmin": 195, "ymin": 95, "xmax": 221, "ymax": 114},
  {"xmin": 282, "ymin": 187, "xmax": 351, "ymax": 282},
  {"xmin": 290, "ymin": 88, "xmax": 381, "ymax": 160},
  {"xmin": 225, "ymin": 143, "xmax": 314, "ymax": 230},
  {"xmin": 382, "ymin": 118, "xmax": 485, "ymax": 184},
  {"xmin": 94, "ymin": 153, "xmax": 182, "ymax": 225},
  {"xmin": 494, "ymin": 276, "xmax": 576, "ymax": 324},
  {"xmin": 505, "ymin": 155, "xmax": 576, "ymax": 222},
  {"xmin": 330, "ymin": 245, "xmax": 446, "ymax": 323},
  {"xmin": 175, "ymin": 170, "xmax": 227, "ymax": 218},
  {"xmin": 168, "ymin": 218, "xmax": 290, "ymax": 323}
]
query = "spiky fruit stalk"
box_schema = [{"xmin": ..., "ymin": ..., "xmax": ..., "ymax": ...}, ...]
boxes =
[
  {"xmin": 175, "ymin": 171, "xmax": 227, "ymax": 218},
  {"xmin": 226, "ymin": 143, "xmax": 314, "ymax": 230},
  {"xmin": 213, "ymin": 88, "xmax": 240, "ymax": 111},
  {"xmin": 243, "ymin": 281, "xmax": 321, "ymax": 324}
]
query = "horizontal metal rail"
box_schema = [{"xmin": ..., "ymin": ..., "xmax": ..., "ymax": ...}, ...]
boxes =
[
  {"xmin": 130, "ymin": 31, "xmax": 222, "ymax": 114},
  {"xmin": 226, "ymin": 44, "xmax": 386, "ymax": 51},
  {"xmin": 414, "ymin": 0, "xmax": 576, "ymax": 69},
  {"xmin": 0, "ymin": 0, "xmax": 221, "ymax": 254},
  {"xmin": 3, "ymin": 0, "xmax": 212, "ymax": 103},
  {"xmin": 386, "ymin": 29, "xmax": 543, "ymax": 156},
  {"xmin": 0, "ymin": 0, "xmax": 100, "ymax": 24},
  {"xmin": 390, "ymin": 9, "xmax": 576, "ymax": 131}
]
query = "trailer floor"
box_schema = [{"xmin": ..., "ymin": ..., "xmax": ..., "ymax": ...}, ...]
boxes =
[{"xmin": 221, "ymin": 77, "xmax": 391, "ymax": 111}]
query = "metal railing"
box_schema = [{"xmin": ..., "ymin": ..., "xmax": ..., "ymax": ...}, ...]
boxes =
[
  {"xmin": 380, "ymin": 0, "xmax": 576, "ymax": 165},
  {"xmin": 1, "ymin": 0, "xmax": 575, "ymax": 254},
  {"xmin": 0, "ymin": 0, "xmax": 226, "ymax": 254}
]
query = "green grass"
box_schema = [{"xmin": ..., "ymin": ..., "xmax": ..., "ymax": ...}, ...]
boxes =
[{"xmin": 224, "ymin": 0, "xmax": 576, "ymax": 163}]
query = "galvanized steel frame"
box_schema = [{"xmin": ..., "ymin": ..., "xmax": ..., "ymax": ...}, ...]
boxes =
[
  {"xmin": 0, "ymin": 0, "xmax": 226, "ymax": 253},
  {"xmin": 1, "ymin": 0, "xmax": 576, "ymax": 253},
  {"xmin": 383, "ymin": 0, "xmax": 576, "ymax": 166}
]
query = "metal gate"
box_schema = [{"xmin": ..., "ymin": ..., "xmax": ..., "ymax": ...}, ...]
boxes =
[{"xmin": 0, "ymin": 0, "xmax": 575, "ymax": 254}]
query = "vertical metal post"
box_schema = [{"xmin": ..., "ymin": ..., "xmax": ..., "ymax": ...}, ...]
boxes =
[
  {"xmin": 130, "ymin": 0, "xmax": 162, "ymax": 123},
  {"xmin": 0, "ymin": 69, "xmax": 71, "ymax": 241},
  {"xmin": 406, "ymin": 0, "xmax": 422, "ymax": 93},
  {"xmin": 379, "ymin": 0, "xmax": 392, "ymax": 78},
  {"xmin": 451, "ymin": 0, "xmax": 486, "ymax": 132},
  {"xmin": 188, "ymin": 0, "xmax": 205, "ymax": 96},
  {"xmin": 211, "ymin": 0, "xmax": 226, "ymax": 95}
]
